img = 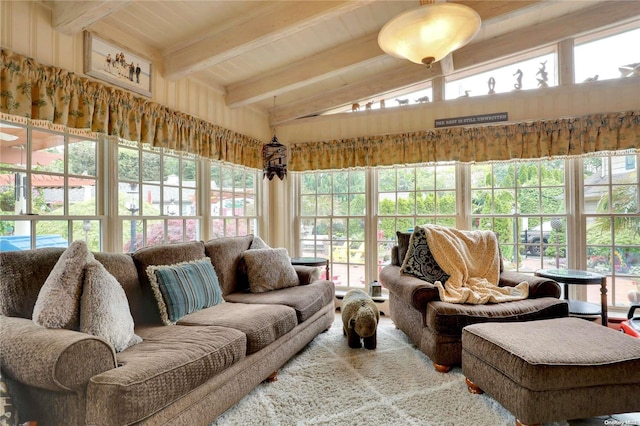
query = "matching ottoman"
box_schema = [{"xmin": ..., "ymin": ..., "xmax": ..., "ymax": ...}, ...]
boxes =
[{"xmin": 462, "ymin": 317, "xmax": 640, "ymax": 426}]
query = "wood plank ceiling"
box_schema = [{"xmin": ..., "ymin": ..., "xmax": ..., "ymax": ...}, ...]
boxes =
[{"xmin": 44, "ymin": 0, "xmax": 639, "ymax": 127}]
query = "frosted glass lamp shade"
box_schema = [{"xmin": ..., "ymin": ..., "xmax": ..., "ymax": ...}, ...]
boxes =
[{"xmin": 378, "ymin": 3, "xmax": 481, "ymax": 66}]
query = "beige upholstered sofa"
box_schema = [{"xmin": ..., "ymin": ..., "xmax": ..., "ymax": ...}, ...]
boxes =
[
  {"xmin": 379, "ymin": 231, "xmax": 569, "ymax": 372},
  {"xmin": 0, "ymin": 236, "xmax": 335, "ymax": 425}
]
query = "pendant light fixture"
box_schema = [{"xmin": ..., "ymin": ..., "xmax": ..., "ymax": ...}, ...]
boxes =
[
  {"xmin": 378, "ymin": 0, "xmax": 481, "ymax": 68},
  {"xmin": 262, "ymin": 96, "xmax": 287, "ymax": 180}
]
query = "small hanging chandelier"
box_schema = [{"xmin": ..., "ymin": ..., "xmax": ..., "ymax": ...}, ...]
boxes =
[
  {"xmin": 262, "ymin": 97, "xmax": 287, "ymax": 180},
  {"xmin": 378, "ymin": 0, "xmax": 481, "ymax": 68}
]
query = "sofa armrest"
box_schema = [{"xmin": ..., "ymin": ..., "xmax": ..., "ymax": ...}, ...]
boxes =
[
  {"xmin": 499, "ymin": 270, "xmax": 561, "ymax": 298},
  {"xmin": 0, "ymin": 316, "xmax": 116, "ymax": 392},
  {"xmin": 379, "ymin": 265, "xmax": 440, "ymax": 310},
  {"xmin": 294, "ymin": 265, "xmax": 321, "ymax": 285}
]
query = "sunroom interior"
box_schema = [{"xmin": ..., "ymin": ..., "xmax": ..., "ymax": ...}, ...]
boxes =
[{"xmin": 1, "ymin": 1, "xmax": 639, "ymax": 320}]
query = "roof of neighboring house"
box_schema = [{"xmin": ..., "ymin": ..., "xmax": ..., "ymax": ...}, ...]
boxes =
[
  {"xmin": 0, "ymin": 174, "xmax": 95, "ymax": 188},
  {"xmin": 583, "ymin": 170, "xmax": 636, "ymax": 201}
]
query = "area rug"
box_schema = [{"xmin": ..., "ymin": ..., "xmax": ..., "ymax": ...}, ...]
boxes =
[{"xmin": 212, "ymin": 316, "xmax": 569, "ymax": 426}]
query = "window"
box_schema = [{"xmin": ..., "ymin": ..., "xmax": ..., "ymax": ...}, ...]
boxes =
[
  {"xmin": 377, "ymin": 164, "xmax": 457, "ymax": 266},
  {"xmin": 118, "ymin": 141, "xmax": 200, "ymax": 251},
  {"xmin": 0, "ymin": 121, "xmax": 100, "ymax": 251},
  {"xmin": 445, "ymin": 52, "xmax": 557, "ymax": 99},
  {"xmin": 209, "ymin": 163, "xmax": 259, "ymax": 238},
  {"xmin": 583, "ymin": 153, "xmax": 640, "ymax": 308},
  {"xmin": 469, "ymin": 160, "xmax": 567, "ymax": 273},
  {"xmin": 295, "ymin": 156, "xmax": 640, "ymax": 314},
  {"xmin": 323, "ymin": 84, "xmax": 433, "ymax": 115},
  {"xmin": 575, "ymin": 26, "xmax": 640, "ymax": 83},
  {"xmin": 2, "ymin": 121, "xmax": 262, "ymax": 254},
  {"xmin": 299, "ymin": 170, "xmax": 366, "ymax": 286}
]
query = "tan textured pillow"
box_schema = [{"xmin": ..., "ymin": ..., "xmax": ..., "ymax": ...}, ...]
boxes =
[
  {"xmin": 33, "ymin": 240, "xmax": 94, "ymax": 330},
  {"xmin": 244, "ymin": 248, "xmax": 299, "ymax": 293},
  {"xmin": 80, "ymin": 260, "xmax": 142, "ymax": 352}
]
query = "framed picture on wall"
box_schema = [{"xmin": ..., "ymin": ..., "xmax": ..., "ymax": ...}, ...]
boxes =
[{"xmin": 83, "ymin": 31, "xmax": 152, "ymax": 97}]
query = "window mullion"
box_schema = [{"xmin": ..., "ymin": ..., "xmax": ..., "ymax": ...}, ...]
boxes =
[
  {"xmin": 457, "ymin": 163, "xmax": 470, "ymax": 229},
  {"xmin": 365, "ymin": 167, "xmax": 377, "ymax": 287}
]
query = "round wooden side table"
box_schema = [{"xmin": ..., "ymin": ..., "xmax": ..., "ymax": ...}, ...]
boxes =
[
  {"xmin": 290, "ymin": 257, "xmax": 330, "ymax": 280},
  {"xmin": 535, "ymin": 268, "xmax": 607, "ymax": 326}
]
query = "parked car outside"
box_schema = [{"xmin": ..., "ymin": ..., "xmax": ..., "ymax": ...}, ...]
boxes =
[{"xmin": 521, "ymin": 221, "xmax": 552, "ymax": 255}]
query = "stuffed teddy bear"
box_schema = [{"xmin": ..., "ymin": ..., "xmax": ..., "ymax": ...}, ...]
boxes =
[{"xmin": 341, "ymin": 289, "xmax": 379, "ymax": 349}]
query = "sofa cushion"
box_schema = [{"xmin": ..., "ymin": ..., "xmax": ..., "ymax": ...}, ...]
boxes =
[
  {"xmin": 80, "ymin": 260, "xmax": 142, "ymax": 352},
  {"xmin": 244, "ymin": 248, "xmax": 299, "ymax": 293},
  {"xmin": 204, "ymin": 235, "xmax": 254, "ymax": 295},
  {"xmin": 33, "ymin": 241, "xmax": 94, "ymax": 330},
  {"xmin": 396, "ymin": 231, "xmax": 412, "ymax": 265},
  {"xmin": 147, "ymin": 258, "xmax": 224, "ymax": 325},
  {"xmin": 87, "ymin": 324, "xmax": 246, "ymax": 425},
  {"xmin": 132, "ymin": 241, "xmax": 206, "ymax": 324},
  {"xmin": 400, "ymin": 227, "xmax": 450, "ymax": 285},
  {"xmin": 178, "ymin": 302, "xmax": 297, "ymax": 354},
  {"xmin": 224, "ymin": 280, "xmax": 334, "ymax": 323},
  {"xmin": 426, "ymin": 297, "xmax": 569, "ymax": 337},
  {"xmin": 0, "ymin": 247, "xmax": 66, "ymax": 319}
]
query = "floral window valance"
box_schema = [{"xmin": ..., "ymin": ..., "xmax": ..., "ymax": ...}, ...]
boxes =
[
  {"xmin": 289, "ymin": 111, "xmax": 640, "ymax": 172},
  {"xmin": 0, "ymin": 49, "xmax": 263, "ymax": 169},
  {"xmin": 3, "ymin": 49, "xmax": 638, "ymax": 173}
]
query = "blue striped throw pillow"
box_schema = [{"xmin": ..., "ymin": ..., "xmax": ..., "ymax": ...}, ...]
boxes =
[{"xmin": 147, "ymin": 258, "xmax": 223, "ymax": 325}]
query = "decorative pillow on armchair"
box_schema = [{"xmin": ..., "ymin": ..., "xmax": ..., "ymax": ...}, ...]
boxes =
[
  {"xmin": 400, "ymin": 226, "xmax": 450, "ymax": 284},
  {"xmin": 32, "ymin": 240, "xmax": 94, "ymax": 330},
  {"xmin": 243, "ymin": 248, "xmax": 299, "ymax": 293},
  {"xmin": 147, "ymin": 258, "xmax": 224, "ymax": 325}
]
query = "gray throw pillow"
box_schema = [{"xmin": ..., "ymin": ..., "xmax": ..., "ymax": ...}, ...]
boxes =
[
  {"xmin": 244, "ymin": 248, "xmax": 299, "ymax": 293},
  {"xmin": 80, "ymin": 260, "xmax": 142, "ymax": 352},
  {"xmin": 33, "ymin": 240, "xmax": 94, "ymax": 330},
  {"xmin": 400, "ymin": 227, "xmax": 450, "ymax": 284}
]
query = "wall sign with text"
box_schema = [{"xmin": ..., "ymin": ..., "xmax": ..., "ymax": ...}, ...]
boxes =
[{"xmin": 435, "ymin": 112, "xmax": 508, "ymax": 128}]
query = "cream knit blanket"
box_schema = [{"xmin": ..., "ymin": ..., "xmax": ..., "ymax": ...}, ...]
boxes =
[{"xmin": 423, "ymin": 225, "xmax": 529, "ymax": 304}]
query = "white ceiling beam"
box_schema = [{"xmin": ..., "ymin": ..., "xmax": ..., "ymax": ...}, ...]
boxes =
[
  {"xmin": 271, "ymin": 62, "xmax": 443, "ymax": 126},
  {"xmin": 163, "ymin": 1, "xmax": 375, "ymax": 82},
  {"xmin": 51, "ymin": 0, "xmax": 131, "ymax": 35},
  {"xmin": 226, "ymin": 32, "xmax": 386, "ymax": 108}
]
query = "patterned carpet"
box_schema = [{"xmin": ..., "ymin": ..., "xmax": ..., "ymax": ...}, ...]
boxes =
[{"xmin": 211, "ymin": 316, "xmax": 575, "ymax": 426}]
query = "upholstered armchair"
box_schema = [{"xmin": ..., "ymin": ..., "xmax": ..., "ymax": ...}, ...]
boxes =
[{"xmin": 380, "ymin": 230, "xmax": 569, "ymax": 372}]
